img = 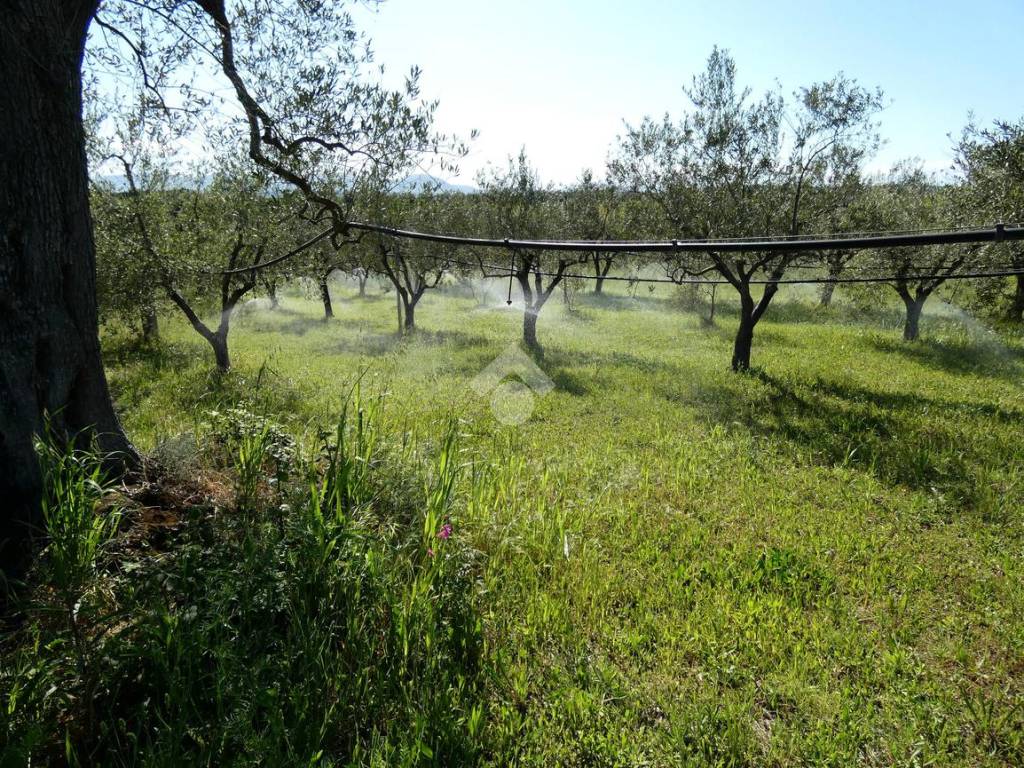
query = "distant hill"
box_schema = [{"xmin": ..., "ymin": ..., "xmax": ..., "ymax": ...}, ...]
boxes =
[
  {"xmin": 394, "ymin": 174, "xmax": 476, "ymax": 194},
  {"xmin": 94, "ymin": 172, "xmax": 476, "ymax": 194},
  {"xmin": 93, "ymin": 172, "xmax": 214, "ymax": 191}
]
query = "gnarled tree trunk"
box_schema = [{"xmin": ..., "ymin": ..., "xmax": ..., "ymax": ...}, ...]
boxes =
[
  {"xmin": 211, "ymin": 329, "xmax": 230, "ymax": 371},
  {"xmin": 819, "ymin": 255, "xmax": 846, "ymax": 307},
  {"xmin": 593, "ymin": 256, "xmax": 606, "ymax": 296},
  {"xmin": 819, "ymin": 281, "xmax": 837, "ymax": 308},
  {"xmin": 264, "ymin": 280, "xmax": 279, "ymax": 309},
  {"xmin": 704, "ymin": 284, "xmax": 717, "ymax": 326},
  {"xmin": 403, "ymin": 299, "xmax": 416, "ymax": 331},
  {"xmin": 730, "ymin": 281, "xmax": 778, "ymax": 372},
  {"xmin": 732, "ymin": 294, "xmax": 756, "ymax": 371},
  {"xmin": 1, "ymin": 1, "xmax": 137, "ymax": 576},
  {"xmin": 319, "ymin": 275, "xmax": 333, "ymax": 320},
  {"xmin": 593, "ymin": 254, "xmax": 612, "ymax": 294},
  {"xmin": 166, "ymin": 287, "xmax": 239, "ymax": 373},
  {"xmin": 895, "ymin": 283, "xmax": 929, "ymax": 342},
  {"xmin": 902, "ymin": 295, "xmax": 925, "ymax": 341},
  {"xmin": 523, "ymin": 309, "xmax": 540, "ymax": 352},
  {"xmin": 516, "ymin": 269, "xmax": 550, "ymax": 356},
  {"xmin": 514, "ymin": 257, "xmax": 568, "ymax": 357},
  {"xmin": 166, "ymin": 249, "xmax": 253, "ymax": 374}
]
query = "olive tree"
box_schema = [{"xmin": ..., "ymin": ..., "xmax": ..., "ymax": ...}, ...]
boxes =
[
  {"xmin": 302, "ymin": 230, "xmax": 368, "ymax": 321},
  {"xmin": 1, "ymin": 0, "xmax": 457, "ymax": 572},
  {"xmin": 815, "ymin": 175, "xmax": 874, "ymax": 307},
  {"xmin": 370, "ymin": 190, "xmax": 473, "ymax": 333},
  {"xmin": 562, "ymin": 170, "xmax": 620, "ymax": 294},
  {"xmin": 106, "ymin": 139, "xmax": 295, "ymax": 370},
  {"xmin": 477, "ymin": 150, "xmax": 589, "ymax": 355},
  {"xmin": 854, "ymin": 165, "xmax": 977, "ymax": 341},
  {"xmin": 955, "ymin": 118, "xmax": 1024, "ymax": 322},
  {"xmin": 92, "ymin": 178, "xmax": 164, "ymax": 343},
  {"xmin": 610, "ymin": 48, "xmax": 883, "ymax": 370}
]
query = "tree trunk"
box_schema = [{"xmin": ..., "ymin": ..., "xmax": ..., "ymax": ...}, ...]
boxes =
[
  {"xmin": 1007, "ymin": 274, "xmax": 1024, "ymax": 323},
  {"xmin": 167, "ymin": 281, "xmax": 249, "ymax": 373},
  {"xmin": 358, "ymin": 272, "xmax": 368, "ymax": 297},
  {"xmin": 819, "ymin": 281, "xmax": 836, "ymax": 307},
  {"xmin": 593, "ymin": 255, "xmax": 611, "ymax": 294},
  {"xmin": 210, "ymin": 331, "xmax": 230, "ymax": 372},
  {"xmin": 902, "ymin": 295, "xmax": 925, "ymax": 341},
  {"xmin": 1, "ymin": 1, "xmax": 137, "ymax": 575},
  {"xmin": 141, "ymin": 303, "xmax": 159, "ymax": 342},
  {"xmin": 516, "ymin": 271, "xmax": 544, "ymax": 355},
  {"xmin": 319, "ymin": 276, "xmax": 333, "ymax": 319},
  {"xmin": 403, "ymin": 297, "xmax": 417, "ymax": 332},
  {"xmin": 266, "ymin": 282, "xmax": 279, "ymax": 309},
  {"xmin": 819, "ymin": 260, "xmax": 843, "ymax": 307},
  {"xmin": 732, "ymin": 298, "xmax": 756, "ymax": 372},
  {"xmin": 523, "ymin": 308, "xmax": 541, "ymax": 354},
  {"xmin": 730, "ymin": 282, "xmax": 777, "ymax": 372}
]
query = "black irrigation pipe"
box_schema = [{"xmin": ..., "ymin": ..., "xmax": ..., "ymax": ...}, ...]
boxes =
[
  {"xmin": 219, "ymin": 226, "xmax": 335, "ymax": 275},
  {"xmin": 220, "ymin": 220, "xmax": 1024, "ymax": 279},
  {"xmin": 345, "ymin": 221, "xmax": 1024, "ymax": 254},
  {"xmin": 559, "ymin": 266, "xmax": 1024, "ymax": 287}
]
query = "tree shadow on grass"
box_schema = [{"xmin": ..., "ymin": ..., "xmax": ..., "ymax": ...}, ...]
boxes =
[
  {"xmin": 691, "ymin": 370, "xmax": 1022, "ymax": 516},
  {"xmin": 324, "ymin": 328, "xmax": 497, "ymax": 359},
  {"xmin": 435, "ymin": 341, "xmax": 686, "ymax": 397},
  {"xmin": 103, "ymin": 335, "xmax": 196, "ymax": 370},
  {"xmin": 549, "ymin": 368, "xmax": 590, "ymax": 396},
  {"xmin": 807, "ymin": 376, "xmax": 1024, "ymax": 425},
  {"xmin": 866, "ymin": 334, "xmax": 1024, "ymax": 380},
  {"xmin": 543, "ymin": 345, "xmax": 686, "ymax": 378},
  {"xmin": 751, "ymin": 326, "xmax": 809, "ymax": 350},
  {"xmin": 409, "ymin": 328, "xmax": 496, "ymax": 351},
  {"xmin": 241, "ymin": 304, "xmax": 304, "ymax": 318},
  {"xmin": 326, "ymin": 331, "xmax": 403, "ymax": 357}
]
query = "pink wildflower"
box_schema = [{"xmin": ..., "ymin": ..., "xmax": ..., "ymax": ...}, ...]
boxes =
[
  {"xmin": 427, "ymin": 547, "xmax": 435, "ymax": 558},
  {"xmin": 437, "ymin": 523, "xmax": 453, "ymax": 541}
]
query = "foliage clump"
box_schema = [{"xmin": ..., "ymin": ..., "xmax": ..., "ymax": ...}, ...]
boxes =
[{"xmin": 2, "ymin": 400, "xmax": 486, "ymax": 766}]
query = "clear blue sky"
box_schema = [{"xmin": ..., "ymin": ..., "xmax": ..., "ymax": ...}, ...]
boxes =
[{"xmin": 352, "ymin": 0, "xmax": 1024, "ymax": 185}]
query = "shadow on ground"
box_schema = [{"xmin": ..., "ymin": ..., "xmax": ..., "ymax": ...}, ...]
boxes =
[
  {"xmin": 867, "ymin": 334, "xmax": 1023, "ymax": 379},
  {"xmin": 689, "ymin": 369, "xmax": 1022, "ymax": 519}
]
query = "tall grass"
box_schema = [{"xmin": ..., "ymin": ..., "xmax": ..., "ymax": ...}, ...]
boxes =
[
  {"xmin": 2, "ymin": 400, "xmax": 487, "ymax": 766},
  {"xmin": 0, "ymin": 432, "xmax": 122, "ymax": 765},
  {"xmin": 33, "ymin": 431, "xmax": 119, "ymax": 615}
]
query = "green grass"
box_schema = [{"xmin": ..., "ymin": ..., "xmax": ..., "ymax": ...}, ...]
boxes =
[{"xmin": 7, "ymin": 278, "xmax": 1024, "ymax": 765}]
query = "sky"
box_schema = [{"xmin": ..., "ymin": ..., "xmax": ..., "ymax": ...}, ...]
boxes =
[{"xmin": 349, "ymin": 0, "xmax": 1024, "ymax": 185}]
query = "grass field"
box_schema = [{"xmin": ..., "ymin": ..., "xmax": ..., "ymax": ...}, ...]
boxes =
[
  {"xmin": 7, "ymin": 278, "xmax": 1024, "ymax": 766},
  {"xmin": 93, "ymin": 276, "xmax": 1024, "ymax": 765}
]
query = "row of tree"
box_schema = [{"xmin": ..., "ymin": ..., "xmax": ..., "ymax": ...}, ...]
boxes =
[
  {"xmin": 2, "ymin": 1, "xmax": 1021, "ymax": 576},
  {"xmin": 91, "ymin": 47, "xmax": 1024, "ymax": 374}
]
